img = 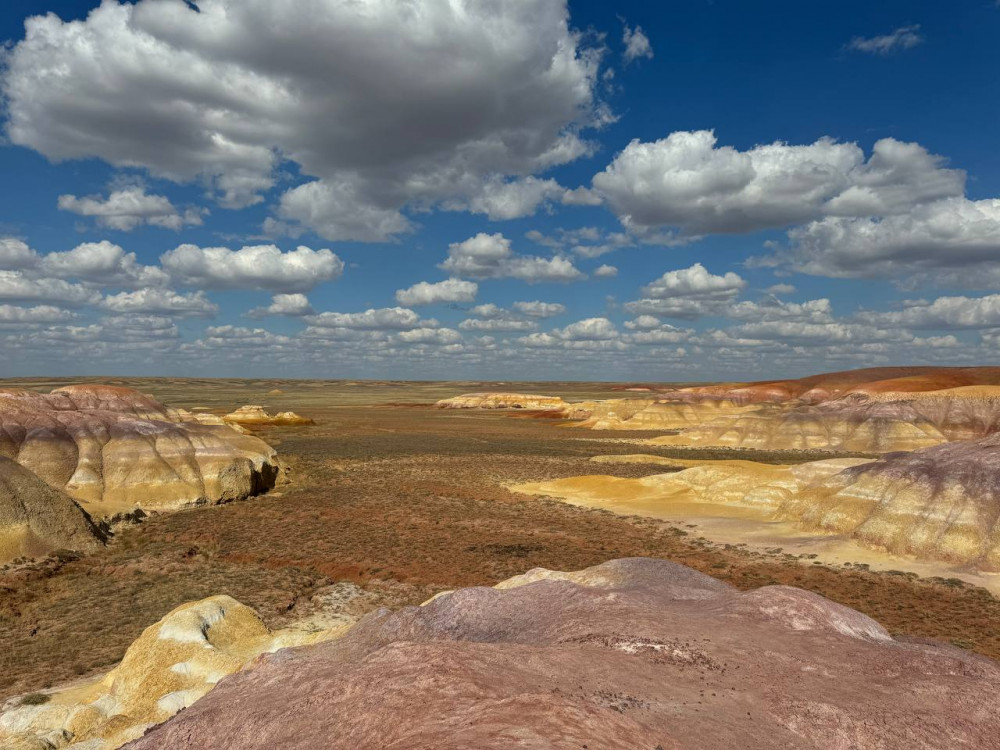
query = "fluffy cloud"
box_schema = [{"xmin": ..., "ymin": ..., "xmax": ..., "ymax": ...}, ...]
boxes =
[
  {"xmin": 272, "ymin": 180, "xmax": 414, "ymax": 243},
  {"xmin": 591, "ymin": 131, "xmax": 963, "ymax": 235},
  {"xmin": 40, "ymin": 241, "xmax": 169, "ymax": 287},
  {"xmin": 247, "ymin": 293, "xmax": 314, "ymax": 318},
  {"xmin": 526, "ymin": 226, "xmax": 633, "ymax": 258},
  {"xmin": 593, "ymin": 264, "xmax": 618, "ymax": 278},
  {"xmin": 0, "ymin": 272, "xmax": 102, "ymax": 306},
  {"xmin": 440, "ymin": 233, "xmax": 585, "ymax": 283},
  {"xmin": 396, "ymin": 327, "xmax": 462, "ymax": 345},
  {"xmin": 553, "ymin": 316, "xmax": 618, "ymax": 341},
  {"xmin": 861, "ymin": 294, "xmax": 1000, "ymax": 330},
  {"xmin": 765, "ymin": 197, "xmax": 1000, "ymax": 286},
  {"xmin": 727, "ymin": 297, "xmax": 835, "ymax": 324},
  {"xmin": 160, "ymin": 244, "xmax": 343, "ymax": 292},
  {"xmin": 444, "ymin": 177, "xmax": 566, "ymax": 221},
  {"xmin": 5, "ymin": 0, "xmax": 605, "ymax": 235},
  {"xmin": 0, "ymin": 304, "xmax": 76, "ymax": 327},
  {"xmin": 624, "ymin": 263, "xmax": 745, "ymax": 319},
  {"xmin": 513, "ymin": 301, "xmax": 566, "ymax": 318},
  {"xmin": 622, "ymin": 23, "xmax": 653, "ymax": 63},
  {"xmin": 305, "ymin": 307, "xmax": 423, "ymax": 330},
  {"xmin": 0, "ymin": 239, "xmax": 41, "ymax": 270},
  {"xmin": 58, "ymin": 186, "xmax": 205, "ymax": 231},
  {"xmin": 520, "ymin": 317, "xmax": 625, "ymax": 350},
  {"xmin": 395, "ymin": 279, "xmax": 478, "ymax": 307},
  {"xmin": 847, "ymin": 25, "xmax": 922, "ymax": 56},
  {"xmin": 101, "ymin": 288, "xmax": 218, "ymax": 316}
]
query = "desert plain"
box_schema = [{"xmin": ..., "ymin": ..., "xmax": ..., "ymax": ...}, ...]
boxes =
[{"xmin": 3, "ymin": 370, "xmax": 1000, "ymax": 749}]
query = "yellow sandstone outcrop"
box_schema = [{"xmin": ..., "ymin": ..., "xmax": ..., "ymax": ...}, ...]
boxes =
[
  {"xmin": 0, "ymin": 595, "xmax": 353, "ymax": 750},
  {"xmin": 223, "ymin": 405, "xmax": 314, "ymax": 426},
  {"xmin": 435, "ymin": 393, "xmax": 569, "ymax": 411}
]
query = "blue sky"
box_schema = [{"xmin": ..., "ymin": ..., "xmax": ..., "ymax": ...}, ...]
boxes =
[{"xmin": 1, "ymin": 0, "xmax": 999, "ymax": 380}]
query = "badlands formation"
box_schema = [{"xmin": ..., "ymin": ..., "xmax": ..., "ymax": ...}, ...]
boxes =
[
  {"xmin": 119, "ymin": 558, "xmax": 999, "ymax": 749},
  {"xmin": 452, "ymin": 367, "xmax": 1000, "ymax": 574},
  {"xmin": 3, "ymin": 372, "xmax": 1000, "ymax": 750},
  {"xmin": 222, "ymin": 405, "xmax": 314, "ymax": 427},
  {"xmin": 0, "ymin": 385, "xmax": 279, "ymax": 560}
]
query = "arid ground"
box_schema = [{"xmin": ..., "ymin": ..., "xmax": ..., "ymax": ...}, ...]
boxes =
[{"xmin": 3, "ymin": 378, "xmax": 999, "ymax": 702}]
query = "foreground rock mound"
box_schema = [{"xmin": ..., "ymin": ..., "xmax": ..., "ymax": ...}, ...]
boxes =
[
  {"xmin": 0, "ymin": 385, "xmax": 278, "ymax": 518},
  {"xmin": 436, "ymin": 392, "xmax": 569, "ymax": 411},
  {"xmin": 0, "ymin": 456, "xmax": 105, "ymax": 563},
  {"xmin": 128, "ymin": 558, "xmax": 998, "ymax": 750},
  {"xmin": 223, "ymin": 405, "xmax": 314, "ymax": 426}
]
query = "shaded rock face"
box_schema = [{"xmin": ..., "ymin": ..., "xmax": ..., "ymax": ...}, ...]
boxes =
[
  {"xmin": 0, "ymin": 456, "xmax": 105, "ymax": 563},
  {"xmin": 0, "ymin": 386, "xmax": 278, "ymax": 518},
  {"xmin": 435, "ymin": 393, "xmax": 569, "ymax": 411},
  {"xmin": 127, "ymin": 558, "xmax": 999, "ymax": 750}
]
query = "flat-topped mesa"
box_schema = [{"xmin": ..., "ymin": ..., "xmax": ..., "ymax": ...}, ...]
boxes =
[
  {"xmin": 0, "ymin": 385, "xmax": 279, "ymax": 519},
  {"xmin": 123, "ymin": 558, "xmax": 1000, "ymax": 750},
  {"xmin": 223, "ymin": 405, "xmax": 314, "ymax": 427},
  {"xmin": 435, "ymin": 392, "xmax": 570, "ymax": 411},
  {"xmin": 0, "ymin": 456, "xmax": 106, "ymax": 563},
  {"xmin": 577, "ymin": 397, "xmax": 759, "ymax": 430}
]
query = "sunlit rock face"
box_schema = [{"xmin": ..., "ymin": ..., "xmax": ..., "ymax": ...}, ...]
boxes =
[
  {"xmin": 647, "ymin": 401, "xmax": 949, "ymax": 453},
  {"xmin": 786, "ymin": 433, "xmax": 1000, "ymax": 570},
  {"xmin": 0, "ymin": 594, "xmax": 355, "ymax": 750},
  {"xmin": 435, "ymin": 392, "xmax": 570, "ymax": 411},
  {"xmin": 0, "ymin": 386, "xmax": 279, "ymax": 518},
  {"xmin": 0, "ymin": 456, "xmax": 105, "ymax": 563},
  {"xmin": 223, "ymin": 405, "xmax": 314, "ymax": 426},
  {"xmin": 125, "ymin": 558, "xmax": 999, "ymax": 750}
]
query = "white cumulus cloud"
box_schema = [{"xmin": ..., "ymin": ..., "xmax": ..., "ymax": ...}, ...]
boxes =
[
  {"xmin": 440, "ymin": 233, "xmax": 585, "ymax": 283},
  {"xmin": 395, "ymin": 279, "xmax": 478, "ymax": 307},
  {"xmin": 58, "ymin": 186, "xmax": 206, "ymax": 231},
  {"xmin": 160, "ymin": 244, "xmax": 343, "ymax": 292}
]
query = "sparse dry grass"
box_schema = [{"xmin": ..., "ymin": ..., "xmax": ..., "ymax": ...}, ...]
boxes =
[{"xmin": 2, "ymin": 378, "xmax": 999, "ymax": 700}]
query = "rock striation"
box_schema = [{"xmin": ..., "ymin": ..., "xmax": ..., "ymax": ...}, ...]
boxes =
[
  {"xmin": 435, "ymin": 392, "xmax": 570, "ymax": 411},
  {"xmin": 125, "ymin": 558, "xmax": 1000, "ymax": 750},
  {"xmin": 784, "ymin": 433, "xmax": 1000, "ymax": 570},
  {"xmin": 0, "ymin": 456, "xmax": 105, "ymax": 563},
  {"xmin": 222, "ymin": 405, "xmax": 314, "ymax": 427},
  {"xmin": 0, "ymin": 385, "xmax": 279, "ymax": 518},
  {"xmin": 0, "ymin": 593, "xmax": 356, "ymax": 750}
]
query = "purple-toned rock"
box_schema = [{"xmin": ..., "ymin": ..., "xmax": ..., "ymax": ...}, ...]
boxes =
[{"xmin": 127, "ymin": 558, "xmax": 999, "ymax": 749}]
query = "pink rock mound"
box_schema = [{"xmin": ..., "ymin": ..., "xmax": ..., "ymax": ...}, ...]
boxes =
[
  {"xmin": 0, "ymin": 385, "xmax": 279, "ymax": 517},
  {"xmin": 128, "ymin": 558, "xmax": 999, "ymax": 750}
]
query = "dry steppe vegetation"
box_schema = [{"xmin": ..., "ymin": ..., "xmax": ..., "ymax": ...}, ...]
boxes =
[{"xmin": 2, "ymin": 378, "xmax": 998, "ymax": 700}]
